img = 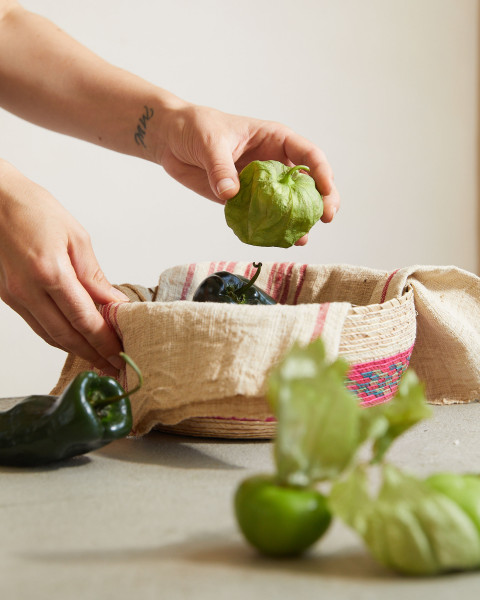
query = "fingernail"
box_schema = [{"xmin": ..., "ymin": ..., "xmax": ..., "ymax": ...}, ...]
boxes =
[
  {"xmin": 216, "ymin": 178, "xmax": 236, "ymax": 195},
  {"xmin": 111, "ymin": 288, "xmax": 130, "ymax": 302},
  {"xmin": 108, "ymin": 355, "xmax": 125, "ymax": 370}
]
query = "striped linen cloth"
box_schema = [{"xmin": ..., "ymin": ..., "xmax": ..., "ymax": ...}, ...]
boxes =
[{"xmin": 51, "ymin": 262, "xmax": 479, "ymax": 436}]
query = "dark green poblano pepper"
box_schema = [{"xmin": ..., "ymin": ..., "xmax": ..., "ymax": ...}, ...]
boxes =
[
  {"xmin": 192, "ymin": 262, "xmax": 276, "ymax": 305},
  {"xmin": 0, "ymin": 353, "xmax": 142, "ymax": 467},
  {"xmin": 225, "ymin": 160, "xmax": 323, "ymax": 248}
]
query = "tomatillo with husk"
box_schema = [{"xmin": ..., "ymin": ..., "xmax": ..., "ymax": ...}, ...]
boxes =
[{"xmin": 225, "ymin": 160, "xmax": 323, "ymax": 248}]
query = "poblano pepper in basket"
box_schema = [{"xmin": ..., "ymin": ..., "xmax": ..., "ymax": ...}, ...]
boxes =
[
  {"xmin": 0, "ymin": 353, "xmax": 142, "ymax": 467},
  {"xmin": 192, "ymin": 262, "xmax": 276, "ymax": 305}
]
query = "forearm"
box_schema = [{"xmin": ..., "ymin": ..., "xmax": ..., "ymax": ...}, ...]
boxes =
[{"xmin": 0, "ymin": 2, "xmax": 185, "ymax": 160}]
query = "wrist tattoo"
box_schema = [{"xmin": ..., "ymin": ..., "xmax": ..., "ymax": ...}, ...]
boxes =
[{"xmin": 134, "ymin": 105, "xmax": 154, "ymax": 148}]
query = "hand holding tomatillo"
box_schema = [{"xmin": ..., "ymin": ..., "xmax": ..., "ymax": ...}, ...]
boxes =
[
  {"xmin": 0, "ymin": 160, "xmax": 128, "ymax": 374},
  {"xmin": 155, "ymin": 103, "xmax": 340, "ymax": 246},
  {"xmin": 0, "ymin": 2, "xmax": 339, "ymax": 233},
  {"xmin": 224, "ymin": 161, "xmax": 324, "ymax": 248}
]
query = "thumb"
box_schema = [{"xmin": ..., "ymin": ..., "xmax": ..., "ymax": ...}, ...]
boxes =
[
  {"xmin": 70, "ymin": 239, "xmax": 129, "ymax": 305},
  {"xmin": 203, "ymin": 144, "xmax": 240, "ymax": 203}
]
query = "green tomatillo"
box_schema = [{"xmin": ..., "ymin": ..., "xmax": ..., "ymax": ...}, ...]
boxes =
[
  {"xmin": 329, "ymin": 464, "xmax": 480, "ymax": 576},
  {"xmin": 225, "ymin": 160, "xmax": 323, "ymax": 248},
  {"xmin": 426, "ymin": 472, "xmax": 480, "ymax": 533},
  {"xmin": 234, "ymin": 474, "xmax": 332, "ymax": 557}
]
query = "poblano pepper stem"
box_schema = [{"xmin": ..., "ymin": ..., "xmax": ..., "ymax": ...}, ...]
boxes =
[
  {"xmin": 279, "ymin": 164, "xmax": 310, "ymax": 185},
  {"xmin": 235, "ymin": 262, "xmax": 263, "ymax": 297},
  {"xmin": 89, "ymin": 352, "xmax": 143, "ymax": 409}
]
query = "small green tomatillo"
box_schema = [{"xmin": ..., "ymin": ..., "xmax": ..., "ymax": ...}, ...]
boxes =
[
  {"xmin": 225, "ymin": 160, "xmax": 323, "ymax": 248},
  {"xmin": 234, "ymin": 474, "xmax": 332, "ymax": 557}
]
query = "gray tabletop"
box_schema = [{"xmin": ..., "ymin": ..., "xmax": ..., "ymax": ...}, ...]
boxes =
[{"xmin": 1, "ymin": 399, "xmax": 480, "ymax": 600}]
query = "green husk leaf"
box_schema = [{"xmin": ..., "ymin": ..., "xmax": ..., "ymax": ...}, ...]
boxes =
[
  {"xmin": 266, "ymin": 334, "xmax": 433, "ymax": 485},
  {"xmin": 426, "ymin": 472, "xmax": 480, "ymax": 533},
  {"xmin": 326, "ymin": 462, "xmax": 371, "ymax": 536},
  {"xmin": 266, "ymin": 338, "xmax": 432, "ymax": 485},
  {"xmin": 330, "ymin": 464, "xmax": 480, "ymax": 575},
  {"xmin": 369, "ymin": 370, "xmax": 432, "ymax": 462},
  {"xmin": 267, "ymin": 338, "xmax": 361, "ymax": 486}
]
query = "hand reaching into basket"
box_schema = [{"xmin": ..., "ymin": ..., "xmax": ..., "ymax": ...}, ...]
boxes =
[{"xmin": 0, "ymin": 160, "xmax": 128, "ymax": 375}]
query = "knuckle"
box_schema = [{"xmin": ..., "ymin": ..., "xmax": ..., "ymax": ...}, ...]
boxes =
[
  {"xmin": 272, "ymin": 121, "xmax": 291, "ymax": 139},
  {"xmin": 48, "ymin": 329, "xmax": 74, "ymax": 350},
  {"xmin": 41, "ymin": 334, "xmax": 65, "ymax": 352},
  {"xmin": 189, "ymin": 104, "xmax": 212, "ymax": 123},
  {"xmin": 89, "ymin": 326, "xmax": 119, "ymax": 356},
  {"xmin": 208, "ymin": 163, "xmax": 229, "ymax": 179},
  {"xmin": 49, "ymin": 327, "xmax": 94, "ymax": 362},
  {"xmin": 68, "ymin": 308, "xmax": 94, "ymax": 335},
  {"xmin": 68, "ymin": 310, "xmax": 116, "ymax": 359},
  {"xmin": 303, "ymin": 147, "xmax": 327, "ymax": 166},
  {"xmin": 3, "ymin": 274, "xmax": 29, "ymax": 303},
  {"xmin": 276, "ymin": 121, "xmax": 291, "ymax": 134},
  {"xmin": 74, "ymin": 226, "xmax": 91, "ymax": 247},
  {"xmin": 0, "ymin": 288, "xmax": 14, "ymax": 307},
  {"xmin": 31, "ymin": 257, "xmax": 62, "ymax": 288},
  {"xmin": 201, "ymin": 129, "xmax": 220, "ymax": 152},
  {"xmin": 90, "ymin": 266, "xmax": 107, "ymax": 287}
]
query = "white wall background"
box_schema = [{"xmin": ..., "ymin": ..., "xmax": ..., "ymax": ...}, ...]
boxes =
[{"xmin": 0, "ymin": 0, "xmax": 478, "ymax": 397}]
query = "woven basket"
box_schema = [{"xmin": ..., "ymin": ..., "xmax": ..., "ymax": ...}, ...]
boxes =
[
  {"xmin": 154, "ymin": 286, "xmax": 416, "ymax": 439},
  {"xmin": 52, "ymin": 262, "xmax": 418, "ymax": 439}
]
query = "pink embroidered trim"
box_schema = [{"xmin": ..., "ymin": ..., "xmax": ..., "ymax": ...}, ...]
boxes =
[{"xmin": 346, "ymin": 344, "xmax": 414, "ymax": 406}]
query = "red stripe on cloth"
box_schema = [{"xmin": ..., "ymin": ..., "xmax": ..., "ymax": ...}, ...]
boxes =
[
  {"xmin": 102, "ymin": 303, "xmax": 113, "ymax": 328},
  {"xmin": 265, "ymin": 262, "xmax": 279, "ymax": 294},
  {"xmin": 293, "ymin": 264, "xmax": 308, "ymax": 305},
  {"xmin": 310, "ymin": 303, "xmax": 330, "ymax": 341},
  {"xmin": 111, "ymin": 302, "xmax": 122, "ymax": 340},
  {"xmin": 226, "ymin": 261, "xmax": 237, "ymax": 273},
  {"xmin": 271, "ymin": 262, "xmax": 289, "ymax": 301},
  {"xmin": 243, "ymin": 263, "xmax": 254, "ymax": 278},
  {"xmin": 380, "ymin": 269, "xmax": 400, "ymax": 303},
  {"xmin": 100, "ymin": 302, "xmax": 117, "ymax": 332},
  {"xmin": 98, "ymin": 303, "xmax": 107, "ymax": 321},
  {"xmin": 207, "ymin": 261, "xmax": 217, "ymax": 276},
  {"xmin": 216, "ymin": 261, "xmax": 227, "ymax": 272},
  {"xmin": 180, "ymin": 263, "xmax": 197, "ymax": 300},
  {"xmin": 278, "ymin": 262, "xmax": 295, "ymax": 304}
]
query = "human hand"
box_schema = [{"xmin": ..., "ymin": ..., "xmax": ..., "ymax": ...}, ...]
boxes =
[
  {"xmin": 155, "ymin": 103, "xmax": 340, "ymax": 245},
  {"xmin": 0, "ymin": 161, "xmax": 129, "ymax": 374}
]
